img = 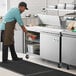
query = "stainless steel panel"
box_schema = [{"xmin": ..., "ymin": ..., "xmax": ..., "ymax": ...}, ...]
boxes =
[
  {"xmin": 40, "ymin": 32, "xmax": 60, "ymax": 62},
  {"xmin": 62, "ymin": 36, "xmax": 76, "ymax": 66},
  {"xmin": 14, "ymin": 31, "xmax": 23, "ymax": 53}
]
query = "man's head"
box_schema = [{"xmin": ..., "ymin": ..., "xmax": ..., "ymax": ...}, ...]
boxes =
[{"xmin": 18, "ymin": 2, "xmax": 28, "ymax": 13}]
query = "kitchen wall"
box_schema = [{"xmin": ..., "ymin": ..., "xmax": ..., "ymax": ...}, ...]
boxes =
[
  {"xmin": 46, "ymin": 0, "xmax": 75, "ymax": 16},
  {"xmin": 0, "ymin": 0, "xmax": 75, "ymax": 16},
  {"xmin": 9, "ymin": 0, "xmax": 46, "ymax": 17},
  {"xmin": 6, "ymin": 0, "xmax": 76, "ymax": 17},
  {"xmin": 0, "ymin": 0, "xmax": 7, "ymax": 16},
  {"xmin": 59, "ymin": 0, "xmax": 74, "ymax": 3}
]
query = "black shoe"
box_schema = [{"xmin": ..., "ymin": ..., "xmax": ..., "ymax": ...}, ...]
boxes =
[
  {"xmin": 2, "ymin": 60, "xmax": 13, "ymax": 63},
  {"xmin": 13, "ymin": 58, "xmax": 23, "ymax": 61},
  {"xmin": 2, "ymin": 60, "xmax": 8, "ymax": 63}
]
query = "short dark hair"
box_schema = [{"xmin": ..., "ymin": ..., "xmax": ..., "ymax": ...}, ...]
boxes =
[{"xmin": 19, "ymin": 2, "xmax": 28, "ymax": 10}]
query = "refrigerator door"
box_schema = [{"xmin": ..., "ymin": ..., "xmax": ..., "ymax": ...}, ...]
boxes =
[
  {"xmin": 62, "ymin": 34, "xmax": 76, "ymax": 66},
  {"xmin": 40, "ymin": 32, "xmax": 60, "ymax": 63}
]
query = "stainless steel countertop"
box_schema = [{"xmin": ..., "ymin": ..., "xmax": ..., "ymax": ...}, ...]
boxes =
[{"xmin": 26, "ymin": 26, "xmax": 76, "ymax": 36}]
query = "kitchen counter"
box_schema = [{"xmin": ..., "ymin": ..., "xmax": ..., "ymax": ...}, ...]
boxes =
[
  {"xmin": 26, "ymin": 26, "xmax": 76, "ymax": 67},
  {"xmin": 26, "ymin": 26, "xmax": 76, "ymax": 36},
  {"xmin": 62, "ymin": 30, "xmax": 76, "ymax": 36},
  {"xmin": 26, "ymin": 26, "xmax": 63, "ymax": 33}
]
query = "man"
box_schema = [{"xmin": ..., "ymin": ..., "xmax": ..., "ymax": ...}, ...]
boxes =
[{"xmin": 0, "ymin": 2, "xmax": 33, "ymax": 62}]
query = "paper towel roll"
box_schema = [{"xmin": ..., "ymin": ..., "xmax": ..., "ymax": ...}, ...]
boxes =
[
  {"xmin": 48, "ymin": 5, "xmax": 56, "ymax": 9},
  {"xmin": 57, "ymin": 4, "xmax": 65, "ymax": 9},
  {"xmin": 66, "ymin": 4, "xmax": 74, "ymax": 10}
]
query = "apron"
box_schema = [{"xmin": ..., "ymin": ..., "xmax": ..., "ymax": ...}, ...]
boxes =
[{"xmin": 2, "ymin": 20, "xmax": 16, "ymax": 45}]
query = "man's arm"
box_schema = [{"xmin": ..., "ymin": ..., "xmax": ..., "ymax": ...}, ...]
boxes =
[
  {"xmin": 21, "ymin": 26, "xmax": 31, "ymax": 37},
  {"xmin": 14, "ymin": 9, "xmax": 36, "ymax": 38},
  {"xmin": 21, "ymin": 26, "xmax": 37, "ymax": 39},
  {"xmin": 21, "ymin": 26, "xmax": 27, "ymax": 33},
  {"xmin": 21, "ymin": 26, "xmax": 33, "ymax": 37}
]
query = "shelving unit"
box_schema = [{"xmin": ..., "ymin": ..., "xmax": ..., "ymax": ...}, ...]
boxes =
[
  {"xmin": 26, "ymin": 39, "xmax": 40, "ymax": 44},
  {"xmin": 25, "ymin": 31, "xmax": 40, "ymax": 57},
  {"xmin": 44, "ymin": 0, "xmax": 76, "ymax": 16},
  {"xmin": 46, "ymin": 8, "xmax": 76, "ymax": 12}
]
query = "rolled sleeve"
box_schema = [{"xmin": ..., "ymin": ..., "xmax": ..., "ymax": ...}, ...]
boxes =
[{"xmin": 0, "ymin": 23, "xmax": 5, "ymax": 30}]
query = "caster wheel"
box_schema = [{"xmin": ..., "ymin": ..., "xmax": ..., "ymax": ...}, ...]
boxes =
[
  {"xmin": 58, "ymin": 64, "xmax": 62, "ymax": 68},
  {"xmin": 67, "ymin": 65, "xmax": 70, "ymax": 70},
  {"xmin": 26, "ymin": 55, "xmax": 29, "ymax": 59}
]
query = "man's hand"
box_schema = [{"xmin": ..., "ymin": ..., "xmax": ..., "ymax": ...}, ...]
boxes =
[
  {"xmin": 26, "ymin": 33, "xmax": 37, "ymax": 40},
  {"xmin": 21, "ymin": 26, "xmax": 27, "ymax": 33},
  {"xmin": 21, "ymin": 26, "xmax": 37, "ymax": 40}
]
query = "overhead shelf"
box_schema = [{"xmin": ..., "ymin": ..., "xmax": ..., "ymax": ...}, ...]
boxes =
[{"xmin": 46, "ymin": 8, "xmax": 76, "ymax": 12}]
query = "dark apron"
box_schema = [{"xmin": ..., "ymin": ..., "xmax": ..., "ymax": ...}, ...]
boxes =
[{"xmin": 1, "ymin": 20, "xmax": 16, "ymax": 45}]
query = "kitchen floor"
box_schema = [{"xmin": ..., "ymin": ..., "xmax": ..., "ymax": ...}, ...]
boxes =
[{"xmin": 0, "ymin": 51, "xmax": 76, "ymax": 76}]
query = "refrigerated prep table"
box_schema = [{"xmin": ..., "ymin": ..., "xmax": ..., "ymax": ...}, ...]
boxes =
[
  {"xmin": 25, "ymin": 26, "xmax": 76, "ymax": 69},
  {"xmin": 25, "ymin": 26, "xmax": 63, "ymax": 66}
]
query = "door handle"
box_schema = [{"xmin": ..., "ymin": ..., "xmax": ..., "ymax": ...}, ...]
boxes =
[{"xmin": 54, "ymin": 38, "xmax": 59, "ymax": 41}]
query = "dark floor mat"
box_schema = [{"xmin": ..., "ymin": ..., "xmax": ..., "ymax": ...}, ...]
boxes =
[
  {"xmin": 31, "ymin": 70, "xmax": 75, "ymax": 76},
  {"xmin": 0, "ymin": 60, "xmax": 75, "ymax": 76},
  {"xmin": 0, "ymin": 60, "xmax": 52, "ymax": 75}
]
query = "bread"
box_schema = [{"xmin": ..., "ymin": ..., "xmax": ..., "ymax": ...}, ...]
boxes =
[{"xmin": 67, "ymin": 21, "xmax": 76, "ymax": 30}]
